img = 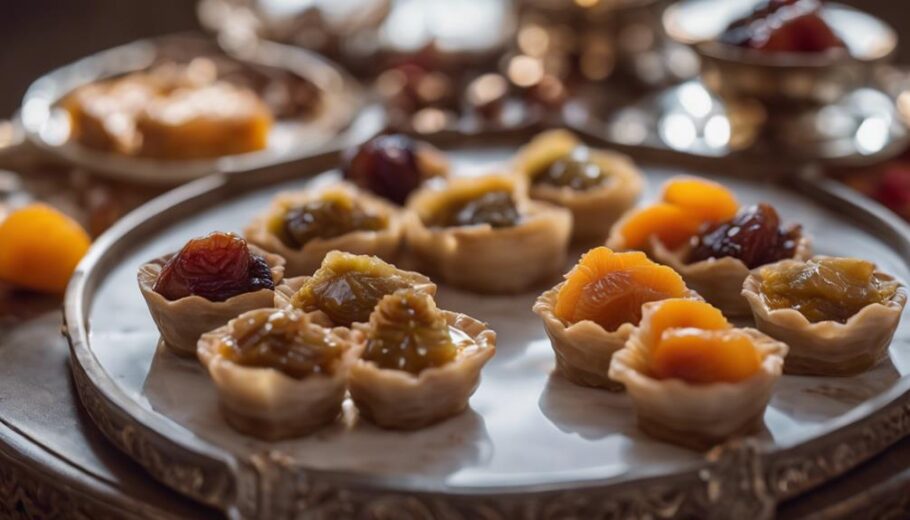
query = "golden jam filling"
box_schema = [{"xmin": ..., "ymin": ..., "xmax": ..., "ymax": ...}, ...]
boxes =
[
  {"xmin": 269, "ymin": 192, "xmax": 387, "ymax": 249},
  {"xmin": 291, "ymin": 252, "xmax": 424, "ymax": 326},
  {"xmin": 219, "ymin": 309, "xmax": 343, "ymax": 379},
  {"xmin": 530, "ymin": 147, "xmax": 609, "ymax": 191},
  {"xmin": 760, "ymin": 257, "xmax": 897, "ymax": 323},
  {"xmin": 362, "ymin": 290, "xmax": 464, "ymax": 374}
]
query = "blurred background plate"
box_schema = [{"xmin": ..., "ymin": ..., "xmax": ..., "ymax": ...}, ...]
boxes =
[{"xmin": 20, "ymin": 33, "xmax": 364, "ymax": 185}]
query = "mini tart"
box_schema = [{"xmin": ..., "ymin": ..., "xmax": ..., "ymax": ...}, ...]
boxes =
[
  {"xmin": 653, "ymin": 235, "xmax": 812, "ymax": 317},
  {"xmin": 742, "ymin": 258, "xmax": 907, "ymax": 376},
  {"xmin": 284, "ymin": 251, "xmax": 436, "ymax": 326},
  {"xmin": 405, "ymin": 174, "xmax": 572, "ymax": 294},
  {"xmin": 244, "ymin": 183, "xmax": 403, "ymax": 276},
  {"xmin": 609, "ymin": 300, "xmax": 788, "ymax": 450},
  {"xmin": 197, "ymin": 308, "xmax": 361, "ymax": 440},
  {"xmin": 138, "ymin": 245, "xmax": 286, "ymax": 357},
  {"xmin": 514, "ymin": 129, "xmax": 644, "ymax": 243},
  {"xmin": 532, "ymin": 247, "xmax": 699, "ymax": 390},
  {"xmin": 349, "ymin": 310, "xmax": 496, "ymax": 429}
]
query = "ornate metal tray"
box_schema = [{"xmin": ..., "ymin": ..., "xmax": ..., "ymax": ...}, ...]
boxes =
[
  {"xmin": 21, "ymin": 33, "xmax": 363, "ymax": 185},
  {"xmin": 65, "ymin": 128, "xmax": 910, "ymax": 519}
]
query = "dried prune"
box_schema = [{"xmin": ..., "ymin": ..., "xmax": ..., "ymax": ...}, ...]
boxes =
[
  {"xmin": 272, "ymin": 196, "xmax": 387, "ymax": 249},
  {"xmin": 362, "ymin": 290, "xmax": 457, "ymax": 374},
  {"xmin": 532, "ymin": 148, "xmax": 608, "ymax": 191},
  {"xmin": 291, "ymin": 252, "xmax": 428, "ymax": 326},
  {"xmin": 219, "ymin": 308, "xmax": 343, "ymax": 378},
  {"xmin": 343, "ymin": 135, "xmax": 424, "ymax": 205},
  {"xmin": 445, "ymin": 190, "xmax": 521, "ymax": 228},
  {"xmin": 760, "ymin": 257, "xmax": 898, "ymax": 323},
  {"xmin": 154, "ymin": 232, "xmax": 275, "ymax": 302},
  {"xmin": 720, "ymin": 0, "xmax": 845, "ymax": 53},
  {"xmin": 687, "ymin": 204, "xmax": 801, "ymax": 269}
]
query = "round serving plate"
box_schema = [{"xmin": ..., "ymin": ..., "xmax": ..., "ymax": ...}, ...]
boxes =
[
  {"xmin": 21, "ymin": 33, "xmax": 363, "ymax": 186},
  {"xmin": 65, "ymin": 127, "xmax": 910, "ymax": 519}
]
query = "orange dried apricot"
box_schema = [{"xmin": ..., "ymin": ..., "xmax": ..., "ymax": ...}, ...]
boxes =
[
  {"xmin": 0, "ymin": 204, "xmax": 91, "ymax": 293},
  {"xmin": 661, "ymin": 177, "xmax": 739, "ymax": 223},
  {"xmin": 617, "ymin": 203, "xmax": 702, "ymax": 250},
  {"xmin": 641, "ymin": 298, "xmax": 761, "ymax": 384},
  {"xmin": 555, "ymin": 247, "xmax": 687, "ymax": 331},
  {"xmin": 642, "ymin": 298, "xmax": 729, "ymax": 346},
  {"xmin": 651, "ymin": 329, "xmax": 762, "ymax": 384}
]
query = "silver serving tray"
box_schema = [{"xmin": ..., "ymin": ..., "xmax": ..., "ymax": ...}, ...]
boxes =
[
  {"xmin": 21, "ymin": 33, "xmax": 364, "ymax": 185},
  {"xmin": 65, "ymin": 128, "xmax": 910, "ymax": 519}
]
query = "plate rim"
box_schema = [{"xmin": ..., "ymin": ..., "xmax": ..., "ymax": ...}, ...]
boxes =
[{"xmin": 64, "ymin": 128, "xmax": 910, "ymax": 517}]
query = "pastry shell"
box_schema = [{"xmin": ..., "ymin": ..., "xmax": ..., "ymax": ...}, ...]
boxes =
[
  {"xmin": 349, "ymin": 311, "xmax": 496, "ymax": 429},
  {"xmin": 533, "ymin": 283, "xmax": 702, "ymax": 391},
  {"xmin": 742, "ymin": 258, "xmax": 907, "ymax": 376},
  {"xmin": 515, "ymin": 130, "xmax": 644, "ymax": 243},
  {"xmin": 138, "ymin": 246, "xmax": 286, "ymax": 357},
  {"xmin": 197, "ymin": 308, "xmax": 362, "ymax": 440},
  {"xmin": 244, "ymin": 182, "xmax": 404, "ymax": 277},
  {"xmin": 609, "ymin": 309, "xmax": 788, "ymax": 450},
  {"xmin": 652, "ymin": 235, "xmax": 812, "ymax": 317},
  {"xmin": 405, "ymin": 175, "xmax": 572, "ymax": 294}
]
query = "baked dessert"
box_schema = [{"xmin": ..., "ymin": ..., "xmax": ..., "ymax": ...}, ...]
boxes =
[
  {"xmin": 719, "ymin": 0, "xmax": 846, "ymax": 53},
  {"xmin": 136, "ymin": 82, "xmax": 272, "ymax": 159},
  {"xmin": 343, "ymin": 134, "xmax": 449, "ymax": 205},
  {"xmin": 609, "ymin": 298, "xmax": 788, "ymax": 449},
  {"xmin": 607, "ymin": 176, "xmax": 739, "ymax": 256},
  {"xmin": 244, "ymin": 183, "xmax": 403, "ymax": 276},
  {"xmin": 514, "ymin": 129, "xmax": 644, "ymax": 242},
  {"xmin": 405, "ymin": 174, "xmax": 572, "ymax": 294},
  {"xmin": 138, "ymin": 232, "xmax": 285, "ymax": 356},
  {"xmin": 654, "ymin": 202, "xmax": 811, "ymax": 316},
  {"xmin": 533, "ymin": 246, "xmax": 695, "ymax": 390},
  {"xmin": 197, "ymin": 307, "xmax": 360, "ymax": 440},
  {"xmin": 62, "ymin": 62, "xmax": 273, "ymax": 159},
  {"xmin": 286, "ymin": 251, "xmax": 436, "ymax": 326},
  {"xmin": 742, "ymin": 256, "xmax": 906, "ymax": 375},
  {"xmin": 349, "ymin": 289, "xmax": 496, "ymax": 429}
]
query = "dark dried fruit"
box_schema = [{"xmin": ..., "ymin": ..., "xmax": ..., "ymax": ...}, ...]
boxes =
[
  {"xmin": 154, "ymin": 232, "xmax": 275, "ymax": 302},
  {"xmin": 271, "ymin": 196, "xmax": 387, "ymax": 249},
  {"xmin": 219, "ymin": 309, "xmax": 343, "ymax": 378},
  {"xmin": 720, "ymin": 0, "xmax": 846, "ymax": 53},
  {"xmin": 687, "ymin": 203, "xmax": 801, "ymax": 269},
  {"xmin": 291, "ymin": 252, "xmax": 428, "ymax": 326},
  {"xmin": 343, "ymin": 134, "xmax": 424, "ymax": 205},
  {"xmin": 443, "ymin": 190, "xmax": 521, "ymax": 228},
  {"xmin": 362, "ymin": 290, "xmax": 457, "ymax": 374},
  {"xmin": 531, "ymin": 147, "xmax": 608, "ymax": 191}
]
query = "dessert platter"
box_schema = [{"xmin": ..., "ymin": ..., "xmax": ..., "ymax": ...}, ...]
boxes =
[
  {"xmin": 64, "ymin": 126, "xmax": 910, "ymax": 518},
  {"xmin": 20, "ymin": 33, "xmax": 363, "ymax": 184}
]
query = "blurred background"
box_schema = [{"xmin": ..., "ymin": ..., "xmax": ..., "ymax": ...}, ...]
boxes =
[{"xmin": 0, "ymin": 0, "xmax": 906, "ymax": 118}]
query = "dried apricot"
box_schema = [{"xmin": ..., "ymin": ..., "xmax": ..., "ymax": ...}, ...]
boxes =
[
  {"xmin": 661, "ymin": 177, "xmax": 738, "ymax": 223},
  {"xmin": 617, "ymin": 203, "xmax": 703, "ymax": 250},
  {"xmin": 642, "ymin": 298, "xmax": 729, "ymax": 346},
  {"xmin": 555, "ymin": 247, "xmax": 687, "ymax": 331},
  {"xmin": 154, "ymin": 232, "xmax": 274, "ymax": 302},
  {"xmin": 651, "ymin": 329, "xmax": 762, "ymax": 383},
  {"xmin": 0, "ymin": 204, "xmax": 91, "ymax": 293}
]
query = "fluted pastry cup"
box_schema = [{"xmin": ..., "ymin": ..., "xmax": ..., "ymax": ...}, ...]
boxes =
[
  {"xmin": 514, "ymin": 129, "xmax": 644, "ymax": 243},
  {"xmin": 533, "ymin": 283, "xmax": 702, "ymax": 391},
  {"xmin": 742, "ymin": 257, "xmax": 906, "ymax": 376},
  {"xmin": 609, "ymin": 301, "xmax": 788, "ymax": 450},
  {"xmin": 244, "ymin": 182, "xmax": 404, "ymax": 277},
  {"xmin": 405, "ymin": 175, "xmax": 572, "ymax": 294},
  {"xmin": 349, "ymin": 311, "xmax": 496, "ymax": 430},
  {"xmin": 197, "ymin": 308, "xmax": 362, "ymax": 440},
  {"xmin": 138, "ymin": 246, "xmax": 286, "ymax": 357}
]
